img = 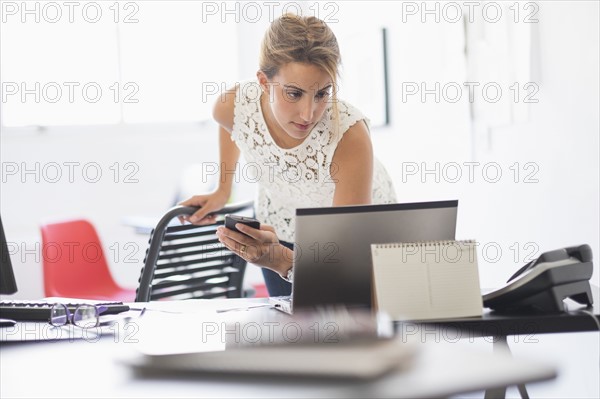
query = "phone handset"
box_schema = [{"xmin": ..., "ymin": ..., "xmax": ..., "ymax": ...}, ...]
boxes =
[{"xmin": 507, "ymin": 244, "xmax": 592, "ymax": 283}]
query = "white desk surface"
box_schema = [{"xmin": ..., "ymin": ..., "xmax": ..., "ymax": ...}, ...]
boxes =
[{"xmin": 0, "ymin": 298, "xmax": 557, "ymax": 398}]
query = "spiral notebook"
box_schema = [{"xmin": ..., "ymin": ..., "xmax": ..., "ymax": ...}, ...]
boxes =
[{"xmin": 370, "ymin": 240, "xmax": 483, "ymax": 321}]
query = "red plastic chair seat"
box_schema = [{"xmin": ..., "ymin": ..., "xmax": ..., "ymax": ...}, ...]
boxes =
[{"xmin": 41, "ymin": 219, "xmax": 136, "ymax": 302}]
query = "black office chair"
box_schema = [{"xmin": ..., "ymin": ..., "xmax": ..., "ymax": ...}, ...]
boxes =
[{"xmin": 135, "ymin": 200, "xmax": 254, "ymax": 302}]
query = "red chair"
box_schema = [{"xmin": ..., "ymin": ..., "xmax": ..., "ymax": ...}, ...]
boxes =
[{"xmin": 40, "ymin": 219, "xmax": 136, "ymax": 302}]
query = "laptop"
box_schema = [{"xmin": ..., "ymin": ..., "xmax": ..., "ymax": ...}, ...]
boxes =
[{"xmin": 270, "ymin": 200, "xmax": 458, "ymax": 314}]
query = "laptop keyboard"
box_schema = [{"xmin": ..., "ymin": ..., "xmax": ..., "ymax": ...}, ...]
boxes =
[{"xmin": 0, "ymin": 300, "xmax": 130, "ymax": 321}]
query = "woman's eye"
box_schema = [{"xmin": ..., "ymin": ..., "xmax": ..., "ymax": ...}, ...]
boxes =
[
  {"xmin": 316, "ymin": 91, "xmax": 329, "ymax": 99},
  {"xmin": 285, "ymin": 91, "xmax": 301, "ymax": 101}
]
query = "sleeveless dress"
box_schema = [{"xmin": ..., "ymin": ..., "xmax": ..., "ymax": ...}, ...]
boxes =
[{"xmin": 231, "ymin": 80, "xmax": 396, "ymax": 243}]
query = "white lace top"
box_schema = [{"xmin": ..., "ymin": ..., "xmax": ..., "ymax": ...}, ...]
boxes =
[{"xmin": 231, "ymin": 80, "xmax": 397, "ymax": 242}]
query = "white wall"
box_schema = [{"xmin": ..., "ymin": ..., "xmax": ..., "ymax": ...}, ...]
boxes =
[
  {"xmin": 366, "ymin": 2, "xmax": 599, "ymax": 289},
  {"xmin": 1, "ymin": 0, "xmax": 596, "ymax": 297},
  {"xmin": 1, "ymin": 0, "xmax": 597, "ymax": 303}
]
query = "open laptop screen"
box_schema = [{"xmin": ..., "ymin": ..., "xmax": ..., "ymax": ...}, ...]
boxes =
[{"xmin": 292, "ymin": 200, "xmax": 458, "ymax": 310}]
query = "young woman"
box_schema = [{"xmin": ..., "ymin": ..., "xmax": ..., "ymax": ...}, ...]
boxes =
[{"xmin": 180, "ymin": 14, "xmax": 396, "ymax": 296}]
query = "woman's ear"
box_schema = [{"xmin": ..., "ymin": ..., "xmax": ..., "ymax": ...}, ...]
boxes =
[{"xmin": 256, "ymin": 70, "xmax": 269, "ymax": 93}]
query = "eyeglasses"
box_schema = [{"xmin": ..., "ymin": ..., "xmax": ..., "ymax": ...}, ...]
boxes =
[{"xmin": 49, "ymin": 303, "xmax": 106, "ymax": 328}]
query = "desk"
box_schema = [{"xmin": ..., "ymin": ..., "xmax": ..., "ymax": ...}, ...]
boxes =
[
  {"xmin": 0, "ymin": 298, "xmax": 557, "ymax": 399},
  {"xmin": 393, "ymin": 286, "xmax": 600, "ymax": 350},
  {"xmin": 396, "ymin": 285, "xmax": 600, "ymax": 399},
  {"xmin": 413, "ymin": 286, "xmax": 600, "ymax": 338}
]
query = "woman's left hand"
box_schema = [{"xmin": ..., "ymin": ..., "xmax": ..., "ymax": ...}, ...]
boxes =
[{"xmin": 216, "ymin": 223, "xmax": 293, "ymax": 277}]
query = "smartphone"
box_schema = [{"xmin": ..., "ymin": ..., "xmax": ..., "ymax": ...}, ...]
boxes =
[{"xmin": 225, "ymin": 214, "xmax": 260, "ymax": 234}]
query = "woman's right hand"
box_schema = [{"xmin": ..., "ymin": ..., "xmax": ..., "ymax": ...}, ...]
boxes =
[
  {"xmin": 216, "ymin": 223, "xmax": 293, "ymax": 278},
  {"xmin": 178, "ymin": 190, "xmax": 230, "ymax": 225}
]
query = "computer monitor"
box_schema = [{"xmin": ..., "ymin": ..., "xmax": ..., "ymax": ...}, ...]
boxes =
[
  {"xmin": 0, "ymin": 216, "xmax": 18, "ymax": 295},
  {"xmin": 292, "ymin": 200, "xmax": 458, "ymax": 310}
]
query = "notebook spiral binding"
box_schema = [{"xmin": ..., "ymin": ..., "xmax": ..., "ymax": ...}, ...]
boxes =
[{"xmin": 373, "ymin": 239, "xmax": 477, "ymax": 249}]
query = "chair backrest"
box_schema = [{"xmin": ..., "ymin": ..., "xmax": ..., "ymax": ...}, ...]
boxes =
[
  {"xmin": 135, "ymin": 201, "xmax": 254, "ymax": 302},
  {"xmin": 40, "ymin": 219, "xmax": 117, "ymax": 298}
]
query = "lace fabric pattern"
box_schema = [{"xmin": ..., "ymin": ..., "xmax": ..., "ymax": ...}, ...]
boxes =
[{"xmin": 231, "ymin": 80, "xmax": 396, "ymax": 242}]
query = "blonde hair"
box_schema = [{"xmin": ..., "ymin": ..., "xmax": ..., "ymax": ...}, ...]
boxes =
[{"xmin": 259, "ymin": 13, "xmax": 341, "ymax": 136}]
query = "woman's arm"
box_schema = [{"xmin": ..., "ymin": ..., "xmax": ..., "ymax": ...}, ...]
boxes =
[{"xmin": 330, "ymin": 120, "xmax": 374, "ymax": 206}]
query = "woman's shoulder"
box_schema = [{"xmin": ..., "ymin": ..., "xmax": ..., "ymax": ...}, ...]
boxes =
[
  {"xmin": 212, "ymin": 80, "xmax": 260, "ymax": 133},
  {"xmin": 212, "ymin": 85, "xmax": 236, "ymax": 133}
]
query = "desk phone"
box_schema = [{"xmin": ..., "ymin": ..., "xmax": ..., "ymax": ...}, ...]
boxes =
[{"xmin": 483, "ymin": 244, "xmax": 594, "ymax": 313}]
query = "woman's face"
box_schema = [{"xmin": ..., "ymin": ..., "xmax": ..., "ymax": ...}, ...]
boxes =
[{"xmin": 259, "ymin": 62, "xmax": 333, "ymax": 141}]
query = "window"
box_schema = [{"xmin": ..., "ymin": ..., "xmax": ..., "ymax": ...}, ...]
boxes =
[{"xmin": 0, "ymin": 1, "xmax": 239, "ymax": 127}]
